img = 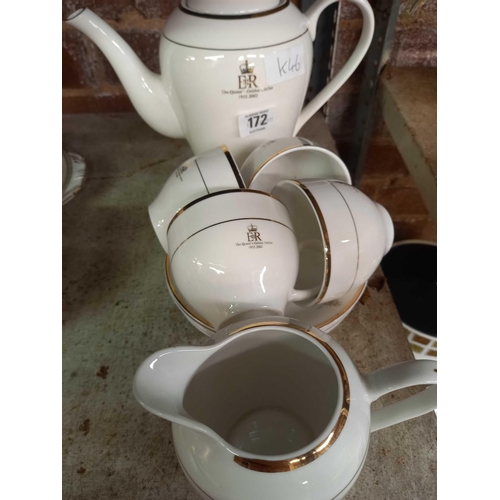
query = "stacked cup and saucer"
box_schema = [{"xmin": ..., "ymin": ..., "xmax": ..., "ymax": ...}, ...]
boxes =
[
  {"xmin": 148, "ymin": 138, "xmax": 393, "ymax": 335},
  {"xmin": 137, "ymin": 137, "xmax": 437, "ymax": 500}
]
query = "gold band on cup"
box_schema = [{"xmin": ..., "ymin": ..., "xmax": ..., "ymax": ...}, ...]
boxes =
[
  {"xmin": 170, "ymin": 216, "xmax": 294, "ymax": 262},
  {"xmin": 167, "ymin": 189, "xmax": 286, "ymax": 234},
  {"xmin": 288, "ymin": 180, "xmax": 331, "ymax": 304},
  {"xmin": 221, "ymin": 144, "xmax": 246, "ymax": 189}
]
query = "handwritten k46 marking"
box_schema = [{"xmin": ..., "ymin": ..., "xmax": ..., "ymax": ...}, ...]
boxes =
[
  {"xmin": 265, "ymin": 45, "xmax": 305, "ymax": 86},
  {"xmin": 278, "ymin": 54, "xmax": 301, "ymax": 77}
]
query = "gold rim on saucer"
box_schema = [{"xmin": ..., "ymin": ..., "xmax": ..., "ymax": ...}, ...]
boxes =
[
  {"xmin": 246, "ymin": 138, "xmax": 312, "ymax": 186},
  {"xmin": 314, "ymin": 282, "xmax": 366, "ymax": 329},
  {"xmin": 165, "ymin": 253, "xmax": 366, "ymax": 333}
]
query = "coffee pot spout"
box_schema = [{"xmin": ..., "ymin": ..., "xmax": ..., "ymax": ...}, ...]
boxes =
[{"xmin": 66, "ymin": 8, "xmax": 183, "ymax": 138}]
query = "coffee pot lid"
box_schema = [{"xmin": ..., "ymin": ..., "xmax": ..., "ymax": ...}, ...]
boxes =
[{"xmin": 181, "ymin": 0, "xmax": 287, "ymax": 17}]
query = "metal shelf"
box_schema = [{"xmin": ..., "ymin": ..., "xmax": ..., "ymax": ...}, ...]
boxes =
[
  {"xmin": 379, "ymin": 66, "xmax": 437, "ymax": 220},
  {"xmin": 347, "ymin": 0, "xmax": 436, "ymax": 223}
]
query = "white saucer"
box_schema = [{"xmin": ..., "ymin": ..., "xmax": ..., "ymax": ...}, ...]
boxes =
[
  {"xmin": 165, "ymin": 255, "xmax": 366, "ymax": 336},
  {"xmin": 63, "ymin": 151, "xmax": 86, "ymax": 205},
  {"xmin": 240, "ymin": 137, "xmax": 352, "ymax": 193}
]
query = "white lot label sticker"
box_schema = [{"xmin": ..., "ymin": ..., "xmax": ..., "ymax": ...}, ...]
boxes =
[
  {"xmin": 264, "ymin": 45, "xmax": 305, "ymax": 86},
  {"xmin": 238, "ymin": 109, "xmax": 274, "ymax": 138}
]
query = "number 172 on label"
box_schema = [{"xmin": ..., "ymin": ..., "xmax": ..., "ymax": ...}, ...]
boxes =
[{"xmin": 238, "ymin": 109, "xmax": 274, "ymax": 138}]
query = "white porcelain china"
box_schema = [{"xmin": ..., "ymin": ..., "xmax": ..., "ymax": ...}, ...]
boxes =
[
  {"xmin": 66, "ymin": 0, "xmax": 374, "ymax": 164},
  {"xmin": 284, "ymin": 282, "xmax": 366, "ymax": 333},
  {"xmin": 272, "ymin": 179, "xmax": 394, "ymax": 304},
  {"xmin": 134, "ymin": 316, "xmax": 437, "ymax": 500},
  {"xmin": 240, "ymin": 137, "xmax": 351, "ymax": 192},
  {"xmin": 165, "ymin": 255, "xmax": 215, "ymax": 335},
  {"xmin": 149, "ymin": 145, "xmax": 244, "ymax": 253},
  {"xmin": 165, "ymin": 254, "xmax": 367, "ymax": 336},
  {"xmin": 167, "ymin": 190, "xmax": 317, "ymax": 329},
  {"xmin": 333, "ymin": 180, "xmax": 395, "ymax": 271}
]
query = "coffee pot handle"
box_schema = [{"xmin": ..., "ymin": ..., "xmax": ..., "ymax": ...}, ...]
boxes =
[
  {"xmin": 363, "ymin": 359, "xmax": 437, "ymax": 432},
  {"xmin": 294, "ymin": 0, "xmax": 375, "ymax": 135}
]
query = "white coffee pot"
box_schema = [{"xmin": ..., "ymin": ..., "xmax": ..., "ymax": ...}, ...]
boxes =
[
  {"xmin": 134, "ymin": 316, "xmax": 437, "ymax": 500},
  {"xmin": 66, "ymin": 0, "xmax": 374, "ymax": 163}
]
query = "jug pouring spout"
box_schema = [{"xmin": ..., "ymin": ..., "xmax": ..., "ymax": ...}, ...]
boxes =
[
  {"xmin": 66, "ymin": 8, "xmax": 184, "ymax": 139},
  {"xmin": 133, "ymin": 345, "xmax": 218, "ymax": 431}
]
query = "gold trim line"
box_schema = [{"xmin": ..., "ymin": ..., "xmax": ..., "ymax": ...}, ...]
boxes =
[
  {"xmin": 167, "ymin": 189, "xmax": 285, "ymax": 234},
  {"xmin": 327, "ymin": 181, "xmax": 360, "ymax": 296},
  {"xmin": 315, "ymin": 283, "xmax": 365, "ymax": 329},
  {"xmin": 229, "ymin": 321, "xmax": 349, "ymax": 473},
  {"xmin": 165, "ymin": 265, "xmax": 365, "ymax": 334},
  {"xmin": 162, "ymin": 30, "xmax": 308, "ymax": 52},
  {"xmin": 246, "ymin": 139, "xmax": 313, "ymax": 186},
  {"xmin": 289, "ymin": 181, "xmax": 331, "ymax": 304},
  {"xmin": 166, "ymin": 254, "xmax": 214, "ymax": 328},
  {"xmin": 221, "ymin": 144, "xmax": 246, "ymax": 189},
  {"xmin": 176, "ymin": 451, "xmax": 218, "ymax": 500},
  {"xmin": 170, "ymin": 217, "xmax": 295, "ymax": 263},
  {"xmin": 181, "ymin": 0, "xmax": 289, "ymax": 20}
]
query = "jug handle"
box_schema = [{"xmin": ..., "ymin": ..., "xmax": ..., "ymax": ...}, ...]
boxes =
[
  {"xmin": 294, "ymin": 0, "xmax": 375, "ymax": 135},
  {"xmin": 363, "ymin": 359, "xmax": 437, "ymax": 432}
]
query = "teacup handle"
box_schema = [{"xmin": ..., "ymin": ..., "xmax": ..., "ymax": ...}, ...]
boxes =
[
  {"xmin": 289, "ymin": 287, "xmax": 320, "ymax": 302},
  {"xmin": 364, "ymin": 359, "xmax": 437, "ymax": 432},
  {"xmin": 294, "ymin": 0, "xmax": 375, "ymax": 135}
]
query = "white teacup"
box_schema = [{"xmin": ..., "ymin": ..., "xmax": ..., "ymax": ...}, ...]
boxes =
[
  {"xmin": 240, "ymin": 137, "xmax": 352, "ymax": 193},
  {"xmin": 148, "ymin": 145, "xmax": 245, "ymax": 253},
  {"xmin": 165, "ymin": 254, "xmax": 215, "ymax": 336},
  {"xmin": 166, "ymin": 250, "xmax": 367, "ymax": 337},
  {"xmin": 272, "ymin": 179, "xmax": 394, "ymax": 304},
  {"xmin": 167, "ymin": 190, "xmax": 316, "ymax": 329}
]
